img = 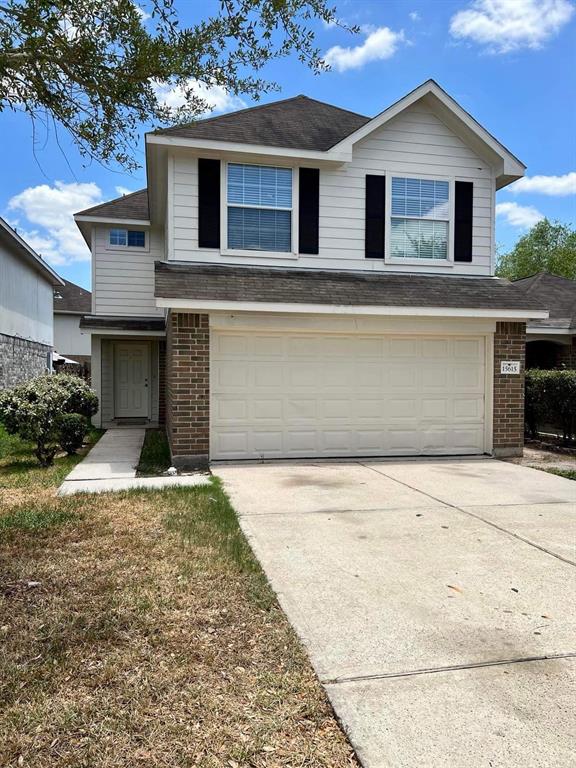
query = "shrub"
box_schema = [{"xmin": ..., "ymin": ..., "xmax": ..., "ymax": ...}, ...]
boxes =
[
  {"xmin": 525, "ymin": 369, "xmax": 576, "ymax": 441},
  {"xmin": 0, "ymin": 375, "xmax": 98, "ymax": 466},
  {"xmin": 58, "ymin": 413, "xmax": 88, "ymax": 455}
]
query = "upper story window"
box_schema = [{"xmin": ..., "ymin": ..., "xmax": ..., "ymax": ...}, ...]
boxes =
[
  {"xmin": 109, "ymin": 228, "xmax": 146, "ymax": 248},
  {"xmin": 390, "ymin": 177, "xmax": 449, "ymax": 260},
  {"xmin": 227, "ymin": 163, "xmax": 292, "ymax": 252}
]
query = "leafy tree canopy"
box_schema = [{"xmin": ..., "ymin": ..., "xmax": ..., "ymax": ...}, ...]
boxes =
[
  {"xmin": 0, "ymin": 0, "xmax": 347, "ymax": 169},
  {"xmin": 496, "ymin": 219, "xmax": 576, "ymax": 281}
]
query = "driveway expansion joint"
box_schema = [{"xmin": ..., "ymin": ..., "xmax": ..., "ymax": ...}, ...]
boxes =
[
  {"xmin": 360, "ymin": 461, "xmax": 576, "ymax": 566},
  {"xmin": 323, "ymin": 652, "xmax": 576, "ymax": 685}
]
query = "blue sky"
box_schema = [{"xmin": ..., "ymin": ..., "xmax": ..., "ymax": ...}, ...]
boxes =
[{"xmin": 2, "ymin": 0, "xmax": 575, "ymax": 289}]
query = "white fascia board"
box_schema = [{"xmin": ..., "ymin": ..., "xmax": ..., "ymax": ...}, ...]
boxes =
[
  {"xmin": 146, "ymin": 133, "xmax": 351, "ymax": 164},
  {"xmin": 526, "ymin": 326, "xmax": 573, "ymax": 335},
  {"xmin": 74, "ymin": 215, "xmax": 151, "ymax": 226},
  {"xmin": 156, "ymin": 297, "xmax": 549, "ymax": 320},
  {"xmin": 328, "ymin": 80, "xmax": 525, "ymax": 177}
]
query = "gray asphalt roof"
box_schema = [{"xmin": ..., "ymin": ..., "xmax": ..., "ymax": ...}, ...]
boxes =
[
  {"xmin": 513, "ymin": 272, "xmax": 576, "ymax": 329},
  {"xmin": 152, "ymin": 94, "xmax": 370, "ymax": 151},
  {"xmin": 54, "ymin": 279, "xmax": 92, "ymax": 314},
  {"xmin": 155, "ymin": 262, "xmax": 546, "ymax": 314},
  {"xmin": 76, "ymin": 189, "xmax": 149, "ymax": 221}
]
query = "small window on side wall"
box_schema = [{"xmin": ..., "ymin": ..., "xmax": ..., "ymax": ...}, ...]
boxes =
[{"xmin": 109, "ymin": 228, "xmax": 146, "ymax": 247}]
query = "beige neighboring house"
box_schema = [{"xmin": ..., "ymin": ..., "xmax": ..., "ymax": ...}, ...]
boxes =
[
  {"xmin": 53, "ymin": 279, "xmax": 92, "ymax": 372},
  {"xmin": 74, "ymin": 79, "xmax": 547, "ymax": 466},
  {"xmin": 0, "ymin": 216, "xmax": 63, "ymax": 389}
]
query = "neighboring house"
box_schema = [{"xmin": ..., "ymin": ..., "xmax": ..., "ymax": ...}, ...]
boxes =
[
  {"xmin": 74, "ymin": 79, "xmax": 546, "ymax": 466},
  {"xmin": 513, "ymin": 273, "xmax": 575, "ymax": 369},
  {"xmin": 53, "ymin": 279, "xmax": 92, "ymax": 370},
  {"xmin": 0, "ymin": 217, "xmax": 63, "ymax": 389}
]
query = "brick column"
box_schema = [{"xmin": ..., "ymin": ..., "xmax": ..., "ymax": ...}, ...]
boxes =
[
  {"xmin": 493, "ymin": 321, "xmax": 526, "ymax": 457},
  {"xmin": 166, "ymin": 312, "xmax": 210, "ymax": 468}
]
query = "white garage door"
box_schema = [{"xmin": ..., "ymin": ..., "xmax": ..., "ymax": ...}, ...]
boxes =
[{"xmin": 211, "ymin": 331, "xmax": 486, "ymax": 460}]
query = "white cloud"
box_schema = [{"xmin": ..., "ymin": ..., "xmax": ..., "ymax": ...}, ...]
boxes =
[
  {"xmin": 450, "ymin": 0, "xmax": 575, "ymax": 53},
  {"xmin": 115, "ymin": 186, "xmax": 134, "ymax": 197},
  {"xmin": 153, "ymin": 80, "xmax": 245, "ymax": 115},
  {"xmin": 509, "ymin": 172, "xmax": 576, "ymax": 196},
  {"xmin": 496, "ymin": 201, "xmax": 544, "ymax": 228},
  {"xmin": 409, "ymin": 11, "xmax": 421, "ymax": 21},
  {"xmin": 323, "ymin": 26, "xmax": 406, "ymax": 71},
  {"xmin": 134, "ymin": 4, "xmax": 151, "ymax": 21},
  {"xmin": 8, "ymin": 181, "xmax": 102, "ymax": 265}
]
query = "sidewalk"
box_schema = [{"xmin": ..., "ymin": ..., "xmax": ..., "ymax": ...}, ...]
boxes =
[{"xmin": 58, "ymin": 428, "xmax": 210, "ymax": 495}]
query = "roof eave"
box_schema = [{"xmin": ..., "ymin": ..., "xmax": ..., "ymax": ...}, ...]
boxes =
[
  {"xmin": 145, "ymin": 133, "xmax": 351, "ymax": 164},
  {"xmin": 0, "ymin": 217, "xmax": 64, "ymax": 286}
]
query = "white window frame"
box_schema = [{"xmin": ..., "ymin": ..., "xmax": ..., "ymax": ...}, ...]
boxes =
[
  {"xmin": 106, "ymin": 227, "xmax": 149, "ymax": 252},
  {"xmin": 385, "ymin": 173, "xmax": 455, "ymax": 266},
  {"xmin": 220, "ymin": 160, "xmax": 299, "ymax": 259}
]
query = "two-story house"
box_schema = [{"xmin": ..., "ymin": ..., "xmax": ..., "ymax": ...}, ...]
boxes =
[
  {"xmin": 75, "ymin": 80, "xmax": 546, "ymax": 467},
  {"xmin": 0, "ymin": 216, "xmax": 63, "ymax": 389}
]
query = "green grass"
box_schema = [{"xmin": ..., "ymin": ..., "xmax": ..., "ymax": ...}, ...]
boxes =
[
  {"xmin": 0, "ymin": 502, "xmax": 78, "ymax": 532},
  {"xmin": 542, "ymin": 467, "xmax": 576, "ymax": 481},
  {"xmin": 136, "ymin": 427, "xmax": 172, "ymax": 476},
  {"xmin": 0, "ymin": 424, "xmax": 103, "ymax": 489}
]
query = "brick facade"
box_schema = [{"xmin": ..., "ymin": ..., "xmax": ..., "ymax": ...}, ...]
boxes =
[
  {"xmin": 0, "ymin": 333, "xmax": 51, "ymax": 389},
  {"xmin": 493, "ymin": 321, "xmax": 526, "ymax": 457},
  {"xmin": 166, "ymin": 312, "xmax": 209, "ymax": 468},
  {"xmin": 163, "ymin": 315, "xmax": 528, "ymax": 462}
]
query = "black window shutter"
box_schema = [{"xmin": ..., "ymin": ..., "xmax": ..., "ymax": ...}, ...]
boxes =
[
  {"xmin": 454, "ymin": 181, "xmax": 473, "ymax": 262},
  {"xmin": 365, "ymin": 175, "xmax": 385, "ymax": 259},
  {"xmin": 298, "ymin": 168, "xmax": 320, "ymax": 254},
  {"xmin": 198, "ymin": 158, "xmax": 220, "ymax": 248}
]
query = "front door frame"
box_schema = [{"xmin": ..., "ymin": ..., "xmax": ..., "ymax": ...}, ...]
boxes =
[{"xmin": 113, "ymin": 341, "xmax": 151, "ymax": 419}]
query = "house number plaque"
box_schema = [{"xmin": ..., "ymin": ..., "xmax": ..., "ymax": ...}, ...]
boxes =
[{"xmin": 500, "ymin": 361, "xmax": 520, "ymax": 374}]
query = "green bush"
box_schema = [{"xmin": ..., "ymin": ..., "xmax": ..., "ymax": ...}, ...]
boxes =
[
  {"xmin": 525, "ymin": 369, "xmax": 576, "ymax": 441},
  {"xmin": 0, "ymin": 375, "xmax": 98, "ymax": 466},
  {"xmin": 57, "ymin": 413, "xmax": 88, "ymax": 455}
]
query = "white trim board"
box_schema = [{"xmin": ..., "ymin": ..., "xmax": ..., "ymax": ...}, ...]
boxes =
[{"xmin": 156, "ymin": 298, "xmax": 548, "ymax": 320}]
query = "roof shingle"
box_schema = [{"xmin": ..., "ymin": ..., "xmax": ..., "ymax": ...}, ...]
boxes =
[
  {"xmin": 155, "ymin": 262, "xmax": 546, "ymax": 314},
  {"xmin": 76, "ymin": 189, "xmax": 149, "ymax": 221},
  {"xmin": 152, "ymin": 95, "xmax": 370, "ymax": 151},
  {"xmin": 513, "ymin": 272, "xmax": 576, "ymax": 329},
  {"xmin": 53, "ymin": 279, "xmax": 92, "ymax": 313}
]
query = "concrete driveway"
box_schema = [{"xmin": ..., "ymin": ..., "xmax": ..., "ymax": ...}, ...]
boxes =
[{"xmin": 216, "ymin": 458, "xmax": 576, "ymax": 768}]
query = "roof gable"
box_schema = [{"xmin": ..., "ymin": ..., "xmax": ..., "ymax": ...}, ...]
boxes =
[
  {"xmin": 331, "ymin": 80, "xmax": 525, "ymax": 188},
  {"xmin": 152, "ymin": 95, "xmax": 370, "ymax": 152}
]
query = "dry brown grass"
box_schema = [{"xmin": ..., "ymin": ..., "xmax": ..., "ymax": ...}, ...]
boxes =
[{"xmin": 0, "ymin": 431, "xmax": 356, "ymax": 768}]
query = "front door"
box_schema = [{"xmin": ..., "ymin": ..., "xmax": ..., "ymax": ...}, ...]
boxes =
[{"xmin": 114, "ymin": 343, "xmax": 149, "ymax": 418}]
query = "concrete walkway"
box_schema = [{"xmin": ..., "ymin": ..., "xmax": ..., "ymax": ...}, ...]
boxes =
[
  {"xmin": 217, "ymin": 458, "xmax": 576, "ymax": 768},
  {"xmin": 59, "ymin": 428, "xmax": 210, "ymax": 495}
]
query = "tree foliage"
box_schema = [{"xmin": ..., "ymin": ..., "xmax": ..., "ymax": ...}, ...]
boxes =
[
  {"xmin": 0, "ymin": 0, "xmax": 347, "ymax": 169},
  {"xmin": 496, "ymin": 219, "xmax": 576, "ymax": 281}
]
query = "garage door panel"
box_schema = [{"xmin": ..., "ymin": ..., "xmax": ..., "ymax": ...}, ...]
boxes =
[{"xmin": 211, "ymin": 331, "xmax": 486, "ymax": 460}]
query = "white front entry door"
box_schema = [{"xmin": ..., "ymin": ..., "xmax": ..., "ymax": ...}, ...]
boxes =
[
  {"xmin": 114, "ymin": 343, "xmax": 149, "ymax": 418},
  {"xmin": 211, "ymin": 331, "xmax": 487, "ymax": 460}
]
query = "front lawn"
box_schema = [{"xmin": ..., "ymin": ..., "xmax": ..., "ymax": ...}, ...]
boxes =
[
  {"xmin": 0, "ymin": 428, "xmax": 355, "ymax": 767},
  {"xmin": 542, "ymin": 467, "xmax": 576, "ymax": 481}
]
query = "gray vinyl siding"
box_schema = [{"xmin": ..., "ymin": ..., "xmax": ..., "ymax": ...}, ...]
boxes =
[
  {"xmin": 0, "ymin": 241, "xmax": 54, "ymax": 345},
  {"xmin": 100, "ymin": 339, "xmax": 114, "ymax": 423},
  {"xmin": 168, "ymin": 101, "xmax": 495, "ymax": 276}
]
